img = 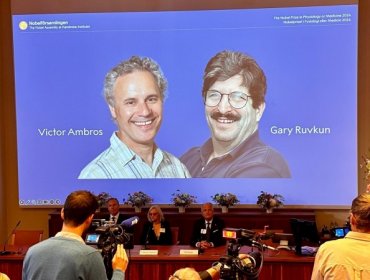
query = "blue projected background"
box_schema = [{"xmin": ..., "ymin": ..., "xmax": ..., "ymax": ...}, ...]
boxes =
[{"xmin": 12, "ymin": 5, "xmax": 357, "ymax": 206}]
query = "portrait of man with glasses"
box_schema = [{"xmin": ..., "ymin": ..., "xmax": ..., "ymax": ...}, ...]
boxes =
[{"xmin": 181, "ymin": 50, "xmax": 290, "ymax": 178}]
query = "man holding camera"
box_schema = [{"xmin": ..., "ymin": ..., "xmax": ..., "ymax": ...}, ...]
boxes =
[
  {"xmin": 22, "ymin": 190, "xmax": 128, "ymax": 280},
  {"xmin": 311, "ymin": 193, "xmax": 370, "ymax": 279}
]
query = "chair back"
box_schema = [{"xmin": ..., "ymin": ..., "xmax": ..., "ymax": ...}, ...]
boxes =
[{"xmin": 10, "ymin": 230, "xmax": 44, "ymax": 246}]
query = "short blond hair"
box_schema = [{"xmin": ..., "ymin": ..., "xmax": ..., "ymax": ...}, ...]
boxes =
[
  {"xmin": 147, "ymin": 205, "xmax": 165, "ymax": 222},
  {"xmin": 170, "ymin": 267, "xmax": 201, "ymax": 280},
  {"xmin": 351, "ymin": 193, "xmax": 370, "ymax": 231}
]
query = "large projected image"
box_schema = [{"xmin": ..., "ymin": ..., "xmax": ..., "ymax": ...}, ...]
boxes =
[{"xmin": 12, "ymin": 4, "xmax": 358, "ymax": 206}]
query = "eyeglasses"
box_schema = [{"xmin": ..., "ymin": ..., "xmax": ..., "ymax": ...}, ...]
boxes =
[
  {"xmin": 149, "ymin": 212, "xmax": 158, "ymax": 216},
  {"xmin": 204, "ymin": 90, "xmax": 251, "ymax": 109}
]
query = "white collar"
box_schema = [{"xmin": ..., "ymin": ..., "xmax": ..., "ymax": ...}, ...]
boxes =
[
  {"xmin": 55, "ymin": 231, "xmax": 84, "ymax": 244},
  {"xmin": 205, "ymin": 220, "xmax": 213, "ymax": 225}
]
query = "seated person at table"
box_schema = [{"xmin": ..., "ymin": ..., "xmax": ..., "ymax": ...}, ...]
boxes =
[
  {"xmin": 140, "ymin": 205, "xmax": 172, "ymax": 245},
  {"xmin": 190, "ymin": 202, "xmax": 225, "ymax": 249},
  {"xmin": 104, "ymin": 197, "xmax": 125, "ymax": 224}
]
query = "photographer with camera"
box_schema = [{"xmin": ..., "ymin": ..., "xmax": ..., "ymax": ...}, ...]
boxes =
[
  {"xmin": 311, "ymin": 193, "xmax": 370, "ymax": 279},
  {"xmin": 169, "ymin": 253, "xmax": 255, "ymax": 280},
  {"xmin": 216, "ymin": 228, "xmax": 265, "ymax": 280},
  {"xmin": 22, "ymin": 190, "xmax": 128, "ymax": 280},
  {"xmin": 169, "ymin": 265, "xmax": 221, "ymax": 280}
]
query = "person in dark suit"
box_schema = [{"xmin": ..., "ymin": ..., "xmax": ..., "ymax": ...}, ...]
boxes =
[
  {"xmin": 140, "ymin": 205, "xmax": 172, "ymax": 245},
  {"xmin": 104, "ymin": 197, "xmax": 125, "ymax": 224},
  {"xmin": 190, "ymin": 202, "xmax": 225, "ymax": 249}
]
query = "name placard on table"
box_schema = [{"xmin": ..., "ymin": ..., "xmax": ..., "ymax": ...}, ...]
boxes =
[
  {"xmin": 139, "ymin": 250, "xmax": 159, "ymax": 255},
  {"xmin": 179, "ymin": 249, "xmax": 199, "ymax": 255}
]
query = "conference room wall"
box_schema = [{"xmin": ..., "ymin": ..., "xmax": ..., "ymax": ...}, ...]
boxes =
[{"xmin": 1, "ymin": 0, "xmax": 369, "ymax": 242}]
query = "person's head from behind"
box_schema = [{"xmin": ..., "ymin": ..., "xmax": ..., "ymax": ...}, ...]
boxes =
[
  {"xmin": 350, "ymin": 193, "xmax": 370, "ymax": 233},
  {"xmin": 62, "ymin": 190, "xmax": 99, "ymax": 228},
  {"xmin": 147, "ymin": 205, "xmax": 164, "ymax": 224},
  {"xmin": 169, "ymin": 267, "xmax": 201, "ymax": 280},
  {"xmin": 107, "ymin": 197, "xmax": 120, "ymax": 216},
  {"xmin": 201, "ymin": 202, "xmax": 214, "ymax": 221},
  {"xmin": 104, "ymin": 56, "xmax": 167, "ymax": 149},
  {"xmin": 202, "ymin": 50, "xmax": 266, "ymax": 149}
]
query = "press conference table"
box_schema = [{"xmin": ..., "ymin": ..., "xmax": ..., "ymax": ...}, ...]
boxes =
[
  {"xmin": 0, "ymin": 244, "xmax": 314, "ymax": 280},
  {"xmin": 126, "ymin": 245, "xmax": 314, "ymax": 280},
  {"xmin": 0, "ymin": 245, "xmax": 27, "ymax": 280}
]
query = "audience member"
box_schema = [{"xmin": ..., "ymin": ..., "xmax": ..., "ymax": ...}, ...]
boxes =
[
  {"xmin": 169, "ymin": 265, "xmax": 221, "ymax": 280},
  {"xmin": 22, "ymin": 190, "xmax": 128, "ymax": 280},
  {"xmin": 190, "ymin": 202, "xmax": 225, "ymax": 249},
  {"xmin": 0, "ymin": 273, "xmax": 10, "ymax": 280},
  {"xmin": 311, "ymin": 193, "xmax": 370, "ymax": 279},
  {"xmin": 140, "ymin": 205, "xmax": 172, "ymax": 245}
]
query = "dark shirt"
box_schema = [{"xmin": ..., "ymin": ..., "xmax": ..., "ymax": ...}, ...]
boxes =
[
  {"xmin": 103, "ymin": 213, "xmax": 125, "ymax": 224},
  {"xmin": 190, "ymin": 216, "xmax": 225, "ymax": 247},
  {"xmin": 140, "ymin": 220, "xmax": 172, "ymax": 245},
  {"xmin": 102, "ymin": 213, "xmax": 134, "ymax": 234},
  {"xmin": 181, "ymin": 130, "xmax": 290, "ymax": 178}
]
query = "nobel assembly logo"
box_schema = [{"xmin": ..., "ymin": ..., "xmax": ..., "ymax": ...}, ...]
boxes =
[
  {"xmin": 17, "ymin": 19, "xmax": 91, "ymax": 31},
  {"xmin": 19, "ymin": 21, "xmax": 28, "ymax": 30}
]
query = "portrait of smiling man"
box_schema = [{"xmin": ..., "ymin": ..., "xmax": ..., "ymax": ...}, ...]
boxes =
[
  {"xmin": 181, "ymin": 50, "xmax": 290, "ymax": 178},
  {"xmin": 79, "ymin": 56, "xmax": 190, "ymax": 179}
]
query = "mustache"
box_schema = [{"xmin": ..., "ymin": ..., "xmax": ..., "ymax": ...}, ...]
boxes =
[{"xmin": 210, "ymin": 111, "xmax": 241, "ymax": 121}]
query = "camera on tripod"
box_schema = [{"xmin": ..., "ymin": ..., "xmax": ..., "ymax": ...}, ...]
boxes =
[
  {"xmin": 217, "ymin": 228, "xmax": 264, "ymax": 280},
  {"xmin": 85, "ymin": 217, "xmax": 137, "ymax": 279}
]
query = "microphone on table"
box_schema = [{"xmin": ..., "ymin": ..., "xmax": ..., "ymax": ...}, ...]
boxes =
[
  {"xmin": 143, "ymin": 226, "xmax": 151, "ymax": 250},
  {"xmin": 120, "ymin": 216, "xmax": 139, "ymax": 229},
  {"xmin": 249, "ymin": 239, "xmax": 278, "ymax": 251},
  {"xmin": 0, "ymin": 220, "xmax": 21, "ymax": 255}
]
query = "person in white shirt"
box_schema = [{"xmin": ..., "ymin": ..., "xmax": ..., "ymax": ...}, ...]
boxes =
[{"xmin": 311, "ymin": 193, "xmax": 370, "ymax": 280}]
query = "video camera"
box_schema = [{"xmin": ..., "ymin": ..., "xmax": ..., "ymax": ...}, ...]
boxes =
[
  {"xmin": 85, "ymin": 216, "xmax": 138, "ymax": 279},
  {"xmin": 217, "ymin": 228, "xmax": 267, "ymax": 280}
]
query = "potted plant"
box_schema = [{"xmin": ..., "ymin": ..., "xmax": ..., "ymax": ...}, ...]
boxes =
[
  {"xmin": 124, "ymin": 191, "xmax": 153, "ymax": 212},
  {"xmin": 171, "ymin": 190, "xmax": 197, "ymax": 213},
  {"xmin": 360, "ymin": 151, "xmax": 370, "ymax": 192},
  {"xmin": 95, "ymin": 192, "xmax": 111, "ymax": 209},
  {"xmin": 211, "ymin": 192, "xmax": 239, "ymax": 213},
  {"xmin": 256, "ymin": 191, "xmax": 284, "ymax": 213}
]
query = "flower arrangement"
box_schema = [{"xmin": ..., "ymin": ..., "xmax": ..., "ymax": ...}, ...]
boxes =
[
  {"xmin": 360, "ymin": 151, "xmax": 370, "ymax": 193},
  {"xmin": 95, "ymin": 192, "xmax": 111, "ymax": 208},
  {"xmin": 211, "ymin": 193, "xmax": 239, "ymax": 207},
  {"xmin": 256, "ymin": 191, "xmax": 284, "ymax": 210},
  {"xmin": 124, "ymin": 191, "xmax": 153, "ymax": 208},
  {"xmin": 171, "ymin": 190, "xmax": 197, "ymax": 207},
  {"xmin": 360, "ymin": 151, "xmax": 370, "ymax": 183}
]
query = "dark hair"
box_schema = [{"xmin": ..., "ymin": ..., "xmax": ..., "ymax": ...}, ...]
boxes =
[
  {"xmin": 63, "ymin": 190, "xmax": 99, "ymax": 226},
  {"xmin": 351, "ymin": 193, "xmax": 370, "ymax": 231},
  {"xmin": 107, "ymin": 197, "xmax": 119, "ymax": 205},
  {"xmin": 202, "ymin": 50, "xmax": 266, "ymax": 109}
]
